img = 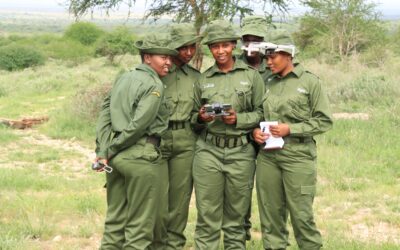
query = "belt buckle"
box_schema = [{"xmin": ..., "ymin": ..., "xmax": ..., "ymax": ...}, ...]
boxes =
[{"xmin": 224, "ymin": 137, "xmax": 229, "ymax": 148}]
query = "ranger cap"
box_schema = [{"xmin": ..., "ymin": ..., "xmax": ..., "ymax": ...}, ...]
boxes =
[
  {"xmin": 267, "ymin": 29, "xmax": 295, "ymax": 56},
  {"xmin": 202, "ymin": 19, "xmax": 240, "ymax": 45},
  {"xmin": 134, "ymin": 33, "xmax": 178, "ymax": 56},
  {"xmin": 240, "ymin": 16, "xmax": 269, "ymax": 39},
  {"xmin": 170, "ymin": 23, "xmax": 201, "ymax": 49}
]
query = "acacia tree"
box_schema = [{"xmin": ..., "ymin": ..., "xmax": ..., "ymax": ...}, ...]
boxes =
[
  {"xmin": 294, "ymin": 0, "xmax": 384, "ymax": 59},
  {"xmin": 68, "ymin": 0, "xmax": 289, "ymax": 69}
]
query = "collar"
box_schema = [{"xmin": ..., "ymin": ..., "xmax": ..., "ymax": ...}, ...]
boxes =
[
  {"xmin": 269, "ymin": 62, "xmax": 304, "ymax": 80},
  {"xmin": 136, "ymin": 63, "xmax": 159, "ymax": 78},
  {"xmin": 291, "ymin": 63, "xmax": 304, "ymax": 78},
  {"xmin": 169, "ymin": 63, "xmax": 195, "ymax": 75},
  {"xmin": 238, "ymin": 52, "xmax": 267, "ymax": 73},
  {"xmin": 206, "ymin": 56, "xmax": 248, "ymax": 77}
]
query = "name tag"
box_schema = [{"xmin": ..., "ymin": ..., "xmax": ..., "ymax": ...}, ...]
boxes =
[
  {"xmin": 203, "ymin": 83, "xmax": 215, "ymax": 89},
  {"xmin": 297, "ymin": 87, "xmax": 308, "ymax": 94}
]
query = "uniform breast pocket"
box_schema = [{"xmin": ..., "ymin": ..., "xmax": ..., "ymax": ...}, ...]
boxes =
[
  {"xmin": 164, "ymin": 96, "xmax": 176, "ymax": 115},
  {"xmin": 234, "ymin": 85, "xmax": 252, "ymax": 112},
  {"xmin": 287, "ymin": 93, "xmax": 311, "ymax": 121},
  {"xmin": 201, "ymin": 90, "xmax": 217, "ymax": 104}
]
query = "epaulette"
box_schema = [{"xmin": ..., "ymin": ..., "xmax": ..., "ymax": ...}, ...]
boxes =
[{"xmin": 305, "ymin": 70, "xmax": 320, "ymax": 79}]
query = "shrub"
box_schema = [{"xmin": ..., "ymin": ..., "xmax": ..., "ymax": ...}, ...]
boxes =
[
  {"xmin": 0, "ymin": 45, "xmax": 45, "ymax": 71},
  {"xmin": 64, "ymin": 22, "xmax": 104, "ymax": 46},
  {"xmin": 43, "ymin": 38, "xmax": 94, "ymax": 62},
  {"xmin": 95, "ymin": 26, "xmax": 138, "ymax": 63},
  {"xmin": 329, "ymin": 74, "xmax": 399, "ymax": 106},
  {"xmin": 70, "ymin": 82, "xmax": 113, "ymax": 122}
]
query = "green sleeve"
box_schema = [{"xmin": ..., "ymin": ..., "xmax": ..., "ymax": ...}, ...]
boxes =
[
  {"xmin": 95, "ymin": 92, "xmax": 113, "ymax": 159},
  {"xmin": 289, "ymin": 79, "xmax": 333, "ymax": 136},
  {"xmin": 107, "ymin": 84, "xmax": 163, "ymax": 159},
  {"xmin": 236, "ymin": 72, "xmax": 265, "ymax": 129}
]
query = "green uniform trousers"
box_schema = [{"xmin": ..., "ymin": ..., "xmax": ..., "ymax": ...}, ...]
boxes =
[
  {"xmin": 100, "ymin": 138, "xmax": 168, "ymax": 250},
  {"xmin": 256, "ymin": 141, "xmax": 322, "ymax": 250},
  {"xmin": 162, "ymin": 123, "xmax": 196, "ymax": 250},
  {"xmin": 193, "ymin": 138, "xmax": 256, "ymax": 250}
]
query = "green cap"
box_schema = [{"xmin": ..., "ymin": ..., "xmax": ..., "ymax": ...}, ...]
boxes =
[
  {"xmin": 268, "ymin": 29, "xmax": 295, "ymax": 55},
  {"xmin": 202, "ymin": 19, "xmax": 240, "ymax": 45},
  {"xmin": 169, "ymin": 23, "xmax": 201, "ymax": 49},
  {"xmin": 240, "ymin": 16, "xmax": 268, "ymax": 38},
  {"xmin": 134, "ymin": 33, "xmax": 178, "ymax": 56}
]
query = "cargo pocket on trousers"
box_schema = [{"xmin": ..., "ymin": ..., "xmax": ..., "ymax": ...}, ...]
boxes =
[
  {"xmin": 301, "ymin": 185, "xmax": 316, "ymax": 195},
  {"xmin": 300, "ymin": 185, "xmax": 316, "ymax": 222},
  {"xmin": 141, "ymin": 143, "xmax": 162, "ymax": 163},
  {"xmin": 300, "ymin": 185, "xmax": 316, "ymax": 202}
]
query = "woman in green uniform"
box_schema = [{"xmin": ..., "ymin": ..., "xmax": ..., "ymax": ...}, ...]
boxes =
[
  {"xmin": 95, "ymin": 33, "xmax": 177, "ymax": 249},
  {"xmin": 191, "ymin": 19, "xmax": 265, "ymax": 250},
  {"xmin": 252, "ymin": 30, "xmax": 333, "ymax": 250},
  {"xmin": 161, "ymin": 23, "xmax": 201, "ymax": 250}
]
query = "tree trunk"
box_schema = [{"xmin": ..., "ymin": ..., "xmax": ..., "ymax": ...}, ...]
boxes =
[{"xmin": 193, "ymin": 43, "xmax": 203, "ymax": 71}]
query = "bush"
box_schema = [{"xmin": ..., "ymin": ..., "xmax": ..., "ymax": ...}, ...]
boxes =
[
  {"xmin": 43, "ymin": 38, "xmax": 94, "ymax": 62},
  {"xmin": 0, "ymin": 45, "xmax": 45, "ymax": 71},
  {"xmin": 64, "ymin": 22, "xmax": 104, "ymax": 46},
  {"xmin": 95, "ymin": 26, "xmax": 138, "ymax": 63},
  {"xmin": 360, "ymin": 45, "xmax": 388, "ymax": 67},
  {"xmin": 391, "ymin": 26, "xmax": 400, "ymax": 55},
  {"xmin": 70, "ymin": 82, "xmax": 113, "ymax": 122},
  {"xmin": 329, "ymin": 74, "xmax": 399, "ymax": 107}
]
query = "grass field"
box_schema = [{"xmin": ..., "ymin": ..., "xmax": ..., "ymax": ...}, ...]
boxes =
[{"xmin": 1, "ymin": 40, "xmax": 400, "ymax": 250}]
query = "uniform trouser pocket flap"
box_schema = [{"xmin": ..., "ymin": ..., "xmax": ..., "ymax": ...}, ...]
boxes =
[{"xmin": 301, "ymin": 185, "xmax": 316, "ymax": 195}]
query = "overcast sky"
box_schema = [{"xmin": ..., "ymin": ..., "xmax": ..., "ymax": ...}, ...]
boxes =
[{"xmin": 0, "ymin": 0, "xmax": 399, "ymax": 18}]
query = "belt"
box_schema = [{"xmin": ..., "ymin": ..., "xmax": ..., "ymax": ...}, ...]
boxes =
[
  {"xmin": 203, "ymin": 132, "xmax": 249, "ymax": 148},
  {"xmin": 283, "ymin": 136, "xmax": 313, "ymax": 144},
  {"xmin": 146, "ymin": 135, "xmax": 161, "ymax": 147},
  {"xmin": 168, "ymin": 121, "xmax": 186, "ymax": 130}
]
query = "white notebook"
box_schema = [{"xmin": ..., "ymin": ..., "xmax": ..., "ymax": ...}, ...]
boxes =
[{"xmin": 260, "ymin": 121, "xmax": 285, "ymax": 149}]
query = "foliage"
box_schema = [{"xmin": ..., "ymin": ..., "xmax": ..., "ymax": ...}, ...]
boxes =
[
  {"xmin": 68, "ymin": 0, "xmax": 289, "ymax": 69},
  {"xmin": 43, "ymin": 38, "xmax": 94, "ymax": 62},
  {"xmin": 1, "ymin": 34, "xmax": 94, "ymax": 63},
  {"xmin": 95, "ymin": 26, "xmax": 138, "ymax": 63},
  {"xmin": 294, "ymin": 0, "xmax": 387, "ymax": 60},
  {"xmin": 64, "ymin": 22, "xmax": 105, "ymax": 46},
  {"xmin": 0, "ymin": 45, "xmax": 45, "ymax": 71},
  {"xmin": 70, "ymin": 82, "xmax": 113, "ymax": 123},
  {"xmin": 392, "ymin": 25, "xmax": 400, "ymax": 55}
]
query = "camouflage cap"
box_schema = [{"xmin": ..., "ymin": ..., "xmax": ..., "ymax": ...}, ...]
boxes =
[
  {"xmin": 202, "ymin": 19, "xmax": 240, "ymax": 45},
  {"xmin": 169, "ymin": 23, "xmax": 201, "ymax": 49},
  {"xmin": 267, "ymin": 29, "xmax": 295, "ymax": 55},
  {"xmin": 240, "ymin": 16, "xmax": 269, "ymax": 39},
  {"xmin": 134, "ymin": 33, "xmax": 178, "ymax": 56}
]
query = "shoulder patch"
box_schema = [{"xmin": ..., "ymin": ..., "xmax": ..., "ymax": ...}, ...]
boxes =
[{"xmin": 151, "ymin": 91, "xmax": 161, "ymax": 97}]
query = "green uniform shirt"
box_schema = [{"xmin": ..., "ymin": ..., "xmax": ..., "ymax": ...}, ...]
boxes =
[
  {"xmin": 238, "ymin": 52, "xmax": 272, "ymax": 81},
  {"xmin": 96, "ymin": 63, "xmax": 168, "ymax": 159},
  {"xmin": 263, "ymin": 63, "xmax": 333, "ymax": 137},
  {"xmin": 161, "ymin": 63, "xmax": 200, "ymax": 122},
  {"xmin": 192, "ymin": 57, "xmax": 265, "ymax": 137}
]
